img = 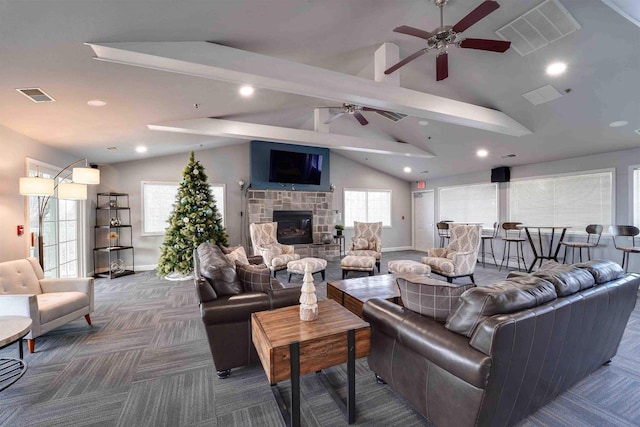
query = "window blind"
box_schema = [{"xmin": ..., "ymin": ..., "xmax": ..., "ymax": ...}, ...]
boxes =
[
  {"xmin": 344, "ymin": 190, "xmax": 391, "ymax": 227},
  {"xmin": 439, "ymin": 183, "xmax": 498, "ymax": 228}
]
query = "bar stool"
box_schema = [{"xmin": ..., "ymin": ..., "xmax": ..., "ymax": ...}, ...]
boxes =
[
  {"xmin": 436, "ymin": 221, "xmax": 452, "ymax": 247},
  {"xmin": 609, "ymin": 225, "xmax": 640, "ymax": 273},
  {"xmin": 499, "ymin": 222, "xmax": 527, "ymax": 271},
  {"xmin": 561, "ymin": 224, "xmax": 602, "ymax": 263},
  {"xmin": 479, "ymin": 222, "xmax": 499, "ymax": 267}
]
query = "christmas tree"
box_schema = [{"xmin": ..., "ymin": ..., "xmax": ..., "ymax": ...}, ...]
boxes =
[{"xmin": 157, "ymin": 151, "xmax": 228, "ymax": 278}]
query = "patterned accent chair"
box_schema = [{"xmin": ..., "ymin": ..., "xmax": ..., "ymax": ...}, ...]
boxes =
[
  {"xmin": 249, "ymin": 222, "xmax": 300, "ymax": 277},
  {"xmin": 346, "ymin": 221, "xmax": 383, "ymax": 272},
  {"xmin": 421, "ymin": 224, "xmax": 482, "ymax": 283}
]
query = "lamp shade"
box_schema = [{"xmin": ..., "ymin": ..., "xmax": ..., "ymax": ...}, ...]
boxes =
[
  {"xmin": 57, "ymin": 182, "xmax": 87, "ymax": 200},
  {"xmin": 72, "ymin": 167, "xmax": 100, "ymax": 185},
  {"xmin": 19, "ymin": 177, "xmax": 54, "ymax": 196}
]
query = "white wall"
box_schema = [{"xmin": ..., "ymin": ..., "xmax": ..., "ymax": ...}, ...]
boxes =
[
  {"xmin": 412, "ymin": 147, "xmax": 640, "ymax": 272},
  {"xmin": 0, "ymin": 125, "xmax": 90, "ymax": 269}
]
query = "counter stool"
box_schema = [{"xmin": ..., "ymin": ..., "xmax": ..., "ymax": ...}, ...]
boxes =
[
  {"xmin": 499, "ymin": 222, "xmax": 527, "ymax": 272},
  {"xmin": 609, "ymin": 225, "xmax": 640, "ymax": 273},
  {"xmin": 479, "ymin": 222, "xmax": 499, "ymax": 267},
  {"xmin": 341, "ymin": 255, "xmax": 376, "ymax": 279}
]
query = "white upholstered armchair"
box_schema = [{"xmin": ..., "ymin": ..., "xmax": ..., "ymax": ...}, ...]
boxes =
[
  {"xmin": 346, "ymin": 221, "xmax": 382, "ymax": 272},
  {"xmin": 0, "ymin": 257, "xmax": 94, "ymax": 353},
  {"xmin": 421, "ymin": 224, "xmax": 482, "ymax": 283},
  {"xmin": 249, "ymin": 222, "xmax": 300, "ymax": 277}
]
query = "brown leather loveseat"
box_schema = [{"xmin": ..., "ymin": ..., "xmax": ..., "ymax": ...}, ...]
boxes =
[
  {"xmin": 363, "ymin": 260, "xmax": 640, "ymax": 427},
  {"xmin": 193, "ymin": 243, "xmax": 300, "ymax": 378}
]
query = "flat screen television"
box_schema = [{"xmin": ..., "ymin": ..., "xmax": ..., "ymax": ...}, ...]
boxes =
[{"xmin": 269, "ymin": 149, "xmax": 323, "ymax": 185}]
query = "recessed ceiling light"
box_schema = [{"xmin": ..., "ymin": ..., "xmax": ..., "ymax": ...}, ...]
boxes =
[
  {"xmin": 546, "ymin": 62, "xmax": 567, "ymax": 76},
  {"xmin": 477, "ymin": 149, "xmax": 489, "ymax": 157},
  {"xmin": 404, "ymin": 166, "xmax": 412, "ymax": 173},
  {"xmin": 418, "ymin": 120, "xmax": 429, "ymax": 126},
  {"xmin": 609, "ymin": 120, "xmax": 628, "ymax": 128},
  {"xmin": 87, "ymin": 99, "xmax": 107, "ymax": 107},
  {"xmin": 239, "ymin": 85, "xmax": 254, "ymax": 97},
  {"xmin": 136, "ymin": 146, "xmax": 148, "ymax": 153}
]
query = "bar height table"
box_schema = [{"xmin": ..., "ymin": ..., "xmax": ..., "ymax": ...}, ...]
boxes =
[{"xmin": 522, "ymin": 226, "xmax": 570, "ymax": 272}]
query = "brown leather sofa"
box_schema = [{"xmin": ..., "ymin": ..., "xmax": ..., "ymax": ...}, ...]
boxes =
[
  {"xmin": 193, "ymin": 243, "xmax": 300, "ymax": 378},
  {"xmin": 363, "ymin": 260, "xmax": 640, "ymax": 427}
]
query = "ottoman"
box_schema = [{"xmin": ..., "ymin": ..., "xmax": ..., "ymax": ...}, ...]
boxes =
[
  {"xmin": 287, "ymin": 257, "xmax": 328, "ymax": 282},
  {"xmin": 341, "ymin": 255, "xmax": 376, "ymax": 279},
  {"xmin": 388, "ymin": 260, "xmax": 431, "ymax": 276}
]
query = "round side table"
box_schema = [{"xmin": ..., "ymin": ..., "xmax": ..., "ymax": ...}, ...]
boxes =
[{"xmin": 0, "ymin": 316, "xmax": 32, "ymax": 392}]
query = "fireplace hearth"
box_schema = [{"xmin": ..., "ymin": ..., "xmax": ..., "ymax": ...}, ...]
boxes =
[{"xmin": 273, "ymin": 210, "xmax": 313, "ymax": 245}]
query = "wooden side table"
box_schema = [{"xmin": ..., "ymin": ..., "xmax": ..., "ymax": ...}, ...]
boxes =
[
  {"xmin": 0, "ymin": 316, "xmax": 32, "ymax": 392},
  {"xmin": 251, "ymin": 300, "xmax": 370, "ymax": 426}
]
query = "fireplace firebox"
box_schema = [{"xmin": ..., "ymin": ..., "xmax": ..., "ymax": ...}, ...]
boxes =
[{"xmin": 273, "ymin": 210, "xmax": 313, "ymax": 245}]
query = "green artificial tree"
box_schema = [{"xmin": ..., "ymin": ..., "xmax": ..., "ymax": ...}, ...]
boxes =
[{"xmin": 157, "ymin": 151, "xmax": 228, "ymax": 278}]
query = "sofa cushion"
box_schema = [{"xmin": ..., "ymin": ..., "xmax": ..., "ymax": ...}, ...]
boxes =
[
  {"xmin": 397, "ymin": 274, "xmax": 474, "ymax": 321},
  {"xmin": 576, "ymin": 259, "xmax": 624, "ymax": 284},
  {"xmin": 196, "ymin": 243, "xmax": 243, "ymax": 296},
  {"xmin": 236, "ymin": 261, "xmax": 273, "ymax": 293},
  {"xmin": 0, "ymin": 259, "xmax": 42, "ymax": 295},
  {"xmin": 532, "ymin": 265, "xmax": 595, "ymax": 296},
  {"xmin": 37, "ymin": 292, "xmax": 89, "ymax": 324},
  {"xmin": 445, "ymin": 277, "xmax": 557, "ymax": 337}
]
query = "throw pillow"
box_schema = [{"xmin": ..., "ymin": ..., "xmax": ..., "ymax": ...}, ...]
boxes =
[
  {"xmin": 235, "ymin": 261, "xmax": 273, "ymax": 293},
  {"xmin": 576, "ymin": 259, "xmax": 624, "ymax": 284},
  {"xmin": 367, "ymin": 238, "xmax": 377, "ymax": 250},
  {"xmin": 396, "ymin": 275, "xmax": 474, "ymax": 322},
  {"xmin": 223, "ymin": 245, "xmax": 250, "ymax": 265},
  {"xmin": 196, "ymin": 243, "xmax": 243, "ymax": 296},
  {"xmin": 352, "ymin": 237, "xmax": 369, "ymax": 250}
]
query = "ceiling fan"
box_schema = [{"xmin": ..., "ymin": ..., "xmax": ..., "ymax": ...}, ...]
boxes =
[
  {"xmin": 319, "ymin": 103, "xmax": 396, "ymax": 126},
  {"xmin": 385, "ymin": 0, "xmax": 511, "ymax": 81}
]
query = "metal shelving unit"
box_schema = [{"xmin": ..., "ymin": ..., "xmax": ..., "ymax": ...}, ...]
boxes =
[{"xmin": 93, "ymin": 192, "xmax": 135, "ymax": 278}]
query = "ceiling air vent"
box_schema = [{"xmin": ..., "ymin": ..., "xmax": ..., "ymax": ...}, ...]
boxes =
[
  {"xmin": 375, "ymin": 110, "xmax": 408, "ymax": 122},
  {"xmin": 106, "ymin": 146, "xmax": 119, "ymax": 152},
  {"xmin": 522, "ymin": 85, "xmax": 563, "ymax": 105},
  {"xmin": 16, "ymin": 88, "xmax": 55, "ymax": 103},
  {"xmin": 496, "ymin": 0, "xmax": 581, "ymax": 56}
]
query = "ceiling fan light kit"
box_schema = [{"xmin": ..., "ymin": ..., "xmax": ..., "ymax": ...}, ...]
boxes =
[{"xmin": 386, "ymin": 0, "xmax": 511, "ymax": 81}]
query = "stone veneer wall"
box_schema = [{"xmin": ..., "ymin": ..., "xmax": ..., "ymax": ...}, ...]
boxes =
[{"xmin": 247, "ymin": 190, "xmax": 333, "ymax": 243}]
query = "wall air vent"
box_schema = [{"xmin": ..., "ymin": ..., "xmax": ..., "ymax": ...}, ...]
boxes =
[
  {"xmin": 375, "ymin": 110, "xmax": 408, "ymax": 122},
  {"xmin": 522, "ymin": 84, "xmax": 563, "ymax": 105},
  {"xmin": 16, "ymin": 88, "xmax": 55, "ymax": 103},
  {"xmin": 496, "ymin": 0, "xmax": 581, "ymax": 56}
]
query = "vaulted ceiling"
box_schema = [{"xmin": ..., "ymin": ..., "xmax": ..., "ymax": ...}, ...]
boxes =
[{"xmin": 1, "ymin": 0, "xmax": 638, "ymax": 180}]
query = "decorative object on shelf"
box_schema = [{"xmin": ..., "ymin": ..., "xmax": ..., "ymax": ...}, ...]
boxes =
[
  {"xmin": 321, "ymin": 233, "xmax": 333, "ymax": 244},
  {"xmin": 19, "ymin": 158, "xmax": 100, "ymax": 268},
  {"xmin": 335, "ymin": 224, "xmax": 344, "ymax": 236},
  {"xmin": 330, "ymin": 183, "xmax": 335, "ymax": 192},
  {"xmin": 109, "ymin": 199, "xmax": 118, "ymax": 208},
  {"xmin": 108, "ymin": 231, "xmax": 119, "ymax": 247},
  {"xmin": 110, "ymin": 217, "xmax": 121, "ymax": 227},
  {"xmin": 110, "ymin": 259, "xmax": 125, "ymax": 274},
  {"xmin": 299, "ymin": 263, "xmax": 318, "ymax": 321}
]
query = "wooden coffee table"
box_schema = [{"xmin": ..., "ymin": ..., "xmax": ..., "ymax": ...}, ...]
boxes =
[
  {"xmin": 251, "ymin": 299, "xmax": 370, "ymax": 426},
  {"xmin": 327, "ymin": 274, "xmax": 402, "ymax": 318}
]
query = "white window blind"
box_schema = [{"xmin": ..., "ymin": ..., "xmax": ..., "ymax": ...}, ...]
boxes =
[
  {"xmin": 343, "ymin": 189, "xmax": 391, "ymax": 227},
  {"xmin": 509, "ymin": 171, "xmax": 613, "ymax": 229},
  {"xmin": 142, "ymin": 182, "xmax": 225, "ymax": 235},
  {"xmin": 633, "ymin": 167, "xmax": 640, "ymax": 228},
  {"xmin": 439, "ymin": 183, "xmax": 498, "ymax": 228}
]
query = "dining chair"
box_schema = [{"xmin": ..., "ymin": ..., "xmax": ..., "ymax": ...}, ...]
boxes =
[
  {"xmin": 499, "ymin": 222, "xmax": 527, "ymax": 272},
  {"xmin": 561, "ymin": 224, "xmax": 603, "ymax": 263},
  {"xmin": 609, "ymin": 225, "xmax": 640, "ymax": 273},
  {"xmin": 479, "ymin": 222, "xmax": 499, "ymax": 267}
]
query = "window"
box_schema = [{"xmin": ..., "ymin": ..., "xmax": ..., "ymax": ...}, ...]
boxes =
[
  {"xmin": 439, "ymin": 183, "xmax": 498, "ymax": 228},
  {"xmin": 633, "ymin": 166, "xmax": 640, "ymax": 228},
  {"xmin": 343, "ymin": 189, "xmax": 391, "ymax": 227},
  {"xmin": 142, "ymin": 181, "xmax": 225, "ymax": 235},
  {"xmin": 509, "ymin": 170, "xmax": 613, "ymax": 229}
]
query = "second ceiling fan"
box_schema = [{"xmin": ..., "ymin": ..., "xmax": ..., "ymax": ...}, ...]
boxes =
[
  {"xmin": 320, "ymin": 104, "xmax": 395, "ymax": 126},
  {"xmin": 385, "ymin": 0, "xmax": 511, "ymax": 81}
]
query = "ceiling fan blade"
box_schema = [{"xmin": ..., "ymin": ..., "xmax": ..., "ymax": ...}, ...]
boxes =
[
  {"xmin": 324, "ymin": 112, "xmax": 345, "ymax": 124},
  {"xmin": 436, "ymin": 52, "xmax": 449, "ymax": 81},
  {"xmin": 393, "ymin": 25, "xmax": 434, "ymax": 41},
  {"xmin": 353, "ymin": 111, "xmax": 369, "ymax": 126},
  {"xmin": 459, "ymin": 38, "xmax": 511, "ymax": 52},
  {"xmin": 384, "ymin": 49, "xmax": 428, "ymax": 75},
  {"xmin": 452, "ymin": 1, "xmax": 500, "ymax": 33}
]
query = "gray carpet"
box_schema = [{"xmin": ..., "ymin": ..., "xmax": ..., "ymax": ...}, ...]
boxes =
[{"xmin": 1, "ymin": 251, "xmax": 639, "ymax": 426}]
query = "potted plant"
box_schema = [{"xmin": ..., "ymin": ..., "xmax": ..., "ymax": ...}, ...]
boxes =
[{"xmin": 335, "ymin": 224, "xmax": 344, "ymax": 236}]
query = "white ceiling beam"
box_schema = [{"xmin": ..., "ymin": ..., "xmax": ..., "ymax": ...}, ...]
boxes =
[
  {"xmin": 375, "ymin": 43, "xmax": 400, "ymax": 86},
  {"xmin": 313, "ymin": 108, "xmax": 330, "ymax": 133},
  {"xmin": 87, "ymin": 42, "xmax": 532, "ymax": 137},
  {"xmin": 148, "ymin": 118, "xmax": 435, "ymax": 158}
]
